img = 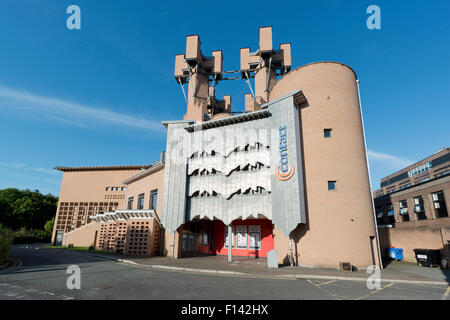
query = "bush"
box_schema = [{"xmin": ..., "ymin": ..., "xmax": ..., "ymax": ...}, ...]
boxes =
[
  {"xmin": 0, "ymin": 224, "xmax": 14, "ymax": 264},
  {"xmin": 44, "ymin": 217, "xmax": 54, "ymax": 236},
  {"xmin": 13, "ymin": 227, "xmax": 51, "ymax": 244}
]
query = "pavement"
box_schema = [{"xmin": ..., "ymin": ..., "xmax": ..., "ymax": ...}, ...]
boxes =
[
  {"xmin": 0, "ymin": 244, "xmax": 449, "ymax": 300},
  {"xmin": 81, "ymin": 250, "xmax": 450, "ymax": 286}
]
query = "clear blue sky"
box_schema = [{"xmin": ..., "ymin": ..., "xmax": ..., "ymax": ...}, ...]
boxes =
[{"xmin": 0, "ymin": 0, "xmax": 449, "ymax": 196}]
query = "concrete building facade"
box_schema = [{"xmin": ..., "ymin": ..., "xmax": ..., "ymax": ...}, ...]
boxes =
[{"xmin": 53, "ymin": 27, "xmax": 381, "ymax": 270}]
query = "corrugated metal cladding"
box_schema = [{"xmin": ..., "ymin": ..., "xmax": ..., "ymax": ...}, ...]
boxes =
[
  {"xmin": 268, "ymin": 94, "xmax": 307, "ymax": 236},
  {"xmin": 160, "ymin": 121, "xmax": 192, "ymax": 235},
  {"xmin": 161, "ymin": 91, "xmax": 307, "ymax": 237}
]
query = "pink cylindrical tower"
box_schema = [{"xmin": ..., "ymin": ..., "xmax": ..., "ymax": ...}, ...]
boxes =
[{"xmin": 269, "ymin": 61, "xmax": 381, "ymax": 269}]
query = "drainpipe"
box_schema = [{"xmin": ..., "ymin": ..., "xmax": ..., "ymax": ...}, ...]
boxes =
[
  {"xmin": 159, "ymin": 226, "xmax": 165, "ymax": 256},
  {"xmin": 171, "ymin": 231, "xmax": 175, "ymax": 259},
  {"xmin": 356, "ymin": 79, "xmax": 383, "ymax": 270}
]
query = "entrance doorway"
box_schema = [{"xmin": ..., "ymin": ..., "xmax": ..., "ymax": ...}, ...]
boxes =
[
  {"xmin": 181, "ymin": 220, "xmax": 215, "ymax": 257},
  {"xmin": 55, "ymin": 230, "xmax": 64, "ymax": 246},
  {"xmin": 214, "ymin": 219, "xmax": 274, "ymax": 258}
]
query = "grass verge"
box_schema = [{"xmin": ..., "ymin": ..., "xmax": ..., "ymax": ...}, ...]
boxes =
[{"xmin": 44, "ymin": 245, "xmax": 117, "ymax": 255}]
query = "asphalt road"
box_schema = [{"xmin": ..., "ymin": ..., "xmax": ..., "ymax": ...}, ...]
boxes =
[{"xmin": 0, "ymin": 244, "xmax": 449, "ymax": 300}]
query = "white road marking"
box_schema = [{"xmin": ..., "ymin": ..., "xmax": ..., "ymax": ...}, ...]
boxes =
[
  {"xmin": 306, "ymin": 279, "xmax": 353, "ymax": 300},
  {"xmin": 317, "ymin": 279, "xmax": 337, "ymax": 287},
  {"xmin": 441, "ymin": 287, "xmax": 450, "ymax": 300},
  {"xmin": 5, "ymin": 293, "xmax": 18, "ymax": 297},
  {"xmin": 0, "ymin": 282, "xmax": 71, "ymax": 300},
  {"xmin": 356, "ymin": 283, "xmax": 395, "ymax": 300}
]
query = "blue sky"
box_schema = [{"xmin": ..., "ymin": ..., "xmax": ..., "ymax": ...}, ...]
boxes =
[{"xmin": 0, "ymin": 0, "xmax": 449, "ymax": 196}]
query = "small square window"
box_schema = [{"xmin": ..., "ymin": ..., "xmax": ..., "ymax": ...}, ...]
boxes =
[
  {"xmin": 324, "ymin": 129, "xmax": 332, "ymax": 138},
  {"xmin": 106, "ymin": 187, "xmax": 110, "ymax": 191},
  {"xmin": 328, "ymin": 181, "xmax": 336, "ymax": 191}
]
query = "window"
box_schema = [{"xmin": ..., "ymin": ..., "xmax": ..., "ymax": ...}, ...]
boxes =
[
  {"xmin": 122, "ymin": 187, "xmax": 127, "ymax": 191},
  {"xmin": 328, "ymin": 181, "xmax": 336, "ymax": 191},
  {"xmin": 376, "ymin": 207, "xmax": 384, "ymax": 224},
  {"xmin": 248, "ymin": 226, "xmax": 261, "ymax": 250},
  {"xmin": 324, "ymin": 129, "xmax": 332, "ymax": 138},
  {"xmin": 236, "ymin": 226, "xmax": 248, "ymax": 249},
  {"xmin": 387, "ymin": 187, "xmax": 396, "ymax": 194},
  {"xmin": 432, "ymin": 191, "xmax": 448, "ymax": 218},
  {"xmin": 137, "ymin": 194, "xmax": 145, "ymax": 210},
  {"xmin": 376, "ymin": 209, "xmax": 384, "ymax": 218},
  {"xmin": 413, "ymin": 196, "xmax": 426, "ymax": 220},
  {"xmin": 399, "ymin": 200, "xmax": 409, "ymax": 222},
  {"xmin": 127, "ymin": 197, "xmax": 134, "ymax": 210},
  {"xmin": 387, "ymin": 204, "xmax": 394, "ymax": 216},
  {"xmin": 386, "ymin": 204, "xmax": 395, "ymax": 224},
  {"xmin": 150, "ymin": 190, "xmax": 158, "ymax": 210},
  {"xmin": 105, "ymin": 187, "xmax": 110, "ymax": 191}
]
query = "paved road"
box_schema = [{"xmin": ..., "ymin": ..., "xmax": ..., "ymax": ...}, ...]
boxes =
[{"xmin": 0, "ymin": 244, "xmax": 449, "ymax": 300}]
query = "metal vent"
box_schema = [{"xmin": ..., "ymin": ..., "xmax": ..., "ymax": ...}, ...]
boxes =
[{"xmin": 339, "ymin": 262, "xmax": 353, "ymax": 272}]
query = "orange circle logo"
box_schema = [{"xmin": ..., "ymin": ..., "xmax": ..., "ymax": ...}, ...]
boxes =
[{"xmin": 275, "ymin": 164, "xmax": 295, "ymax": 181}]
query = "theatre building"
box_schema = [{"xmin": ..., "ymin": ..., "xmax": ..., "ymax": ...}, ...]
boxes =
[{"xmin": 52, "ymin": 27, "xmax": 381, "ymax": 270}]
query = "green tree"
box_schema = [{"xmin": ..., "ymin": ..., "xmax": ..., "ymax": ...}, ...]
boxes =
[
  {"xmin": 0, "ymin": 188, "xmax": 58, "ymax": 231},
  {"xmin": 0, "ymin": 188, "xmax": 23, "ymax": 227},
  {"xmin": 44, "ymin": 217, "xmax": 55, "ymax": 236}
]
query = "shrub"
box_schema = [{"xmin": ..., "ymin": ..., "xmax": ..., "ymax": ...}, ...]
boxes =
[
  {"xmin": 13, "ymin": 227, "xmax": 51, "ymax": 244},
  {"xmin": 44, "ymin": 217, "xmax": 55, "ymax": 237},
  {"xmin": 0, "ymin": 224, "xmax": 14, "ymax": 264}
]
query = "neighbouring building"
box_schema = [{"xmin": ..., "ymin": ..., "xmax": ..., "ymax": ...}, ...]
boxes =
[
  {"xmin": 52, "ymin": 26, "xmax": 382, "ymax": 270},
  {"xmin": 373, "ymin": 148, "xmax": 450, "ymax": 262},
  {"xmin": 52, "ymin": 163, "xmax": 166, "ymax": 256}
]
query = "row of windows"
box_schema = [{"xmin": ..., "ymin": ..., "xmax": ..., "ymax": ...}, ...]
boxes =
[
  {"xmin": 376, "ymin": 190, "xmax": 448, "ymax": 223},
  {"xmin": 127, "ymin": 190, "xmax": 158, "ymax": 210},
  {"xmin": 106, "ymin": 186, "xmax": 126, "ymax": 191},
  {"xmin": 408, "ymin": 162, "xmax": 432, "ymax": 177}
]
